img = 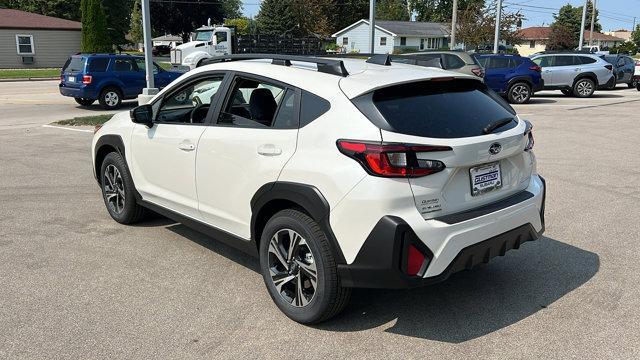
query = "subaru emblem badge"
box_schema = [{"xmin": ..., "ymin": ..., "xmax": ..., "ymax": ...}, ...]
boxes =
[{"xmin": 489, "ymin": 143, "xmax": 502, "ymax": 155}]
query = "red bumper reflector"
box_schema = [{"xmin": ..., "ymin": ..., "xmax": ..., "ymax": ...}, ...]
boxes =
[{"xmin": 407, "ymin": 244, "xmax": 426, "ymax": 276}]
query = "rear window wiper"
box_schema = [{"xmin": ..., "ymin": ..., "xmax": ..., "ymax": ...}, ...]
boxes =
[{"xmin": 483, "ymin": 117, "xmax": 515, "ymax": 134}]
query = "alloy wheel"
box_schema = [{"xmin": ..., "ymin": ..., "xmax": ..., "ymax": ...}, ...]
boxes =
[
  {"xmin": 104, "ymin": 91, "xmax": 119, "ymax": 107},
  {"xmin": 103, "ymin": 164, "xmax": 125, "ymax": 214},
  {"xmin": 268, "ymin": 229, "xmax": 318, "ymax": 307},
  {"xmin": 511, "ymin": 85, "xmax": 529, "ymax": 103},
  {"xmin": 576, "ymin": 81, "xmax": 593, "ymax": 97}
]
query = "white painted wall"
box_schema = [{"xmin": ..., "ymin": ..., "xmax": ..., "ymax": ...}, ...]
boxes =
[{"xmin": 335, "ymin": 22, "xmax": 395, "ymax": 54}]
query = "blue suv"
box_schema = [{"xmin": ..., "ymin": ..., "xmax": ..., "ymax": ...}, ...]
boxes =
[
  {"xmin": 475, "ymin": 54, "xmax": 544, "ymax": 104},
  {"xmin": 59, "ymin": 54, "xmax": 183, "ymax": 109}
]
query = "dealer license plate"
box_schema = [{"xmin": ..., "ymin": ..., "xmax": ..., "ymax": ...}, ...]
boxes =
[{"xmin": 470, "ymin": 162, "xmax": 502, "ymax": 196}]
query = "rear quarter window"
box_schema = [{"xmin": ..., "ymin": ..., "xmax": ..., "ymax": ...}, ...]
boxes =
[
  {"xmin": 88, "ymin": 58, "xmax": 110, "ymax": 72},
  {"xmin": 579, "ymin": 56, "xmax": 597, "ymax": 64},
  {"xmin": 358, "ymin": 79, "xmax": 517, "ymax": 139}
]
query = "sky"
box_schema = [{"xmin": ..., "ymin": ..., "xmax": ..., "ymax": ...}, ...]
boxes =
[{"xmin": 241, "ymin": 0, "xmax": 640, "ymax": 32}]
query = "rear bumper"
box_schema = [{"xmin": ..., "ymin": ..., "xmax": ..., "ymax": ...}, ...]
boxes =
[
  {"xmin": 599, "ymin": 75, "xmax": 616, "ymax": 89},
  {"xmin": 338, "ymin": 175, "xmax": 546, "ymax": 289},
  {"xmin": 59, "ymin": 84, "xmax": 98, "ymax": 100}
]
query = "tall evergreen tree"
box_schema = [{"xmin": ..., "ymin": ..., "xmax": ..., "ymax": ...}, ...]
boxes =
[
  {"xmin": 255, "ymin": 0, "xmax": 297, "ymax": 35},
  {"xmin": 1, "ymin": 0, "xmax": 81, "ymax": 21},
  {"xmin": 412, "ymin": 0, "xmax": 484, "ymax": 22},
  {"xmin": 81, "ymin": 0, "xmax": 111, "ymax": 53},
  {"xmin": 129, "ymin": 0, "xmax": 143, "ymax": 44},
  {"xmin": 332, "ymin": 0, "xmax": 370, "ymax": 32},
  {"xmin": 101, "ymin": 0, "xmax": 134, "ymax": 46}
]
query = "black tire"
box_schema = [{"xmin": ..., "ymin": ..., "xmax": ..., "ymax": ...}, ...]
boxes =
[
  {"xmin": 561, "ymin": 88, "xmax": 573, "ymax": 96},
  {"xmin": 74, "ymin": 97, "xmax": 95, "ymax": 106},
  {"xmin": 627, "ymin": 82, "xmax": 635, "ymax": 88},
  {"xmin": 98, "ymin": 87, "xmax": 123, "ymax": 110},
  {"xmin": 507, "ymin": 82, "xmax": 532, "ymax": 104},
  {"xmin": 100, "ymin": 152, "xmax": 147, "ymax": 224},
  {"xmin": 259, "ymin": 209, "xmax": 351, "ymax": 324},
  {"xmin": 631, "ymin": 77, "xmax": 639, "ymax": 89},
  {"xmin": 572, "ymin": 78, "xmax": 595, "ymax": 98}
]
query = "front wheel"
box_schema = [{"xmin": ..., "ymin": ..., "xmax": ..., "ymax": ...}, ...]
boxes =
[
  {"xmin": 573, "ymin": 78, "xmax": 595, "ymax": 98},
  {"xmin": 100, "ymin": 152, "xmax": 147, "ymax": 224},
  {"xmin": 631, "ymin": 77, "xmax": 639, "ymax": 89},
  {"xmin": 507, "ymin": 82, "xmax": 532, "ymax": 104},
  {"xmin": 74, "ymin": 98, "xmax": 94, "ymax": 106},
  {"xmin": 259, "ymin": 209, "xmax": 351, "ymax": 324}
]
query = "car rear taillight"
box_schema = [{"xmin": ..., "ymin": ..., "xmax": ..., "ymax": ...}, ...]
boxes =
[
  {"xmin": 82, "ymin": 75, "xmax": 92, "ymax": 84},
  {"xmin": 406, "ymin": 244, "xmax": 426, "ymax": 276},
  {"xmin": 524, "ymin": 120, "xmax": 534, "ymax": 151},
  {"xmin": 337, "ymin": 140, "xmax": 450, "ymax": 178},
  {"xmin": 529, "ymin": 65, "xmax": 542, "ymax": 72},
  {"xmin": 604, "ymin": 64, "xmax": 613, "ymax": 71},
  {"xmin": 471, "ymin": 67, "xmax": 485, "ymax": 78}
]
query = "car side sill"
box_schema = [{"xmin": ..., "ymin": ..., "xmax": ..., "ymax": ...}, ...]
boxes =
[{"xmin": 138, "ymin": 200, "xmax": 258, "ymax": 257}]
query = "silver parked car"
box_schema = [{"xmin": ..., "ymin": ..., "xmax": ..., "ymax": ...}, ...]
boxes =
[
  {"xmin": 403, "ymin": 51, "xmax": 485, "ymax": 79},
  {"xmin": 530, "ymin": 53, "xmax": 615, "ymax": 97}
]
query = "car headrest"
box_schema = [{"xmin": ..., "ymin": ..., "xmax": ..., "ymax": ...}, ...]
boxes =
[{"xmin": 249, "ymin": 88, "xmax": 277, "ymax": 126}]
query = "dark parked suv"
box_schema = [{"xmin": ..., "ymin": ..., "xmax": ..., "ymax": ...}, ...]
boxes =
[
  {"xmin": 475, "ymin": 54, "xmax": 544, "ymax": 104},
  {"xmin": 601, "ymin": 54, "xmax": 636, "ymax": 88},
  {"xmin": 59, "ymin": 54, "xmax": 183, "ymax": 109}
]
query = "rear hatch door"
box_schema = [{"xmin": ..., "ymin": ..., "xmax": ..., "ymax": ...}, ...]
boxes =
[
  {"xmin": 367, "ymin": 79, "xmax": 534, "ymax": 219},
  {"xmin": 61, "ymin": 56, "xmax": 86, "ymax": 89}
]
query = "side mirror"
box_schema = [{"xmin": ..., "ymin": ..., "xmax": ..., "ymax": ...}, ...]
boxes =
[{"xmin": 130, "ymin": 104, "xmax": 154, "ymax": 127}]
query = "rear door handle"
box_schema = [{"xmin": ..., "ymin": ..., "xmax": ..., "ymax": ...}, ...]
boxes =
[
  {"xmin": 178, "ymin": 142, "xmax": 196, "ymax": 151},
  {"xmin": 257, "ymin": 144, "xmax": 282, "ymax": 156}
]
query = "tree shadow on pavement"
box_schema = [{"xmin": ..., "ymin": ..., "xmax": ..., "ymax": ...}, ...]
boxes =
[{"xmin": 316, "ymin": 236, "xmax": 599, "ymax": 343}]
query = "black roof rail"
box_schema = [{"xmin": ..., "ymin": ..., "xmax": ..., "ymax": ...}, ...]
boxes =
[
  {"xmin": 199, "ymin": 54, "xmax": 349, "ymax": 77},
  {"xmin": 365, "ymin": 54, "xmax": 442, "ymax": 69}
]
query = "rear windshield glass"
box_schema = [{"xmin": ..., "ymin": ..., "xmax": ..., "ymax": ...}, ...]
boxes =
[
  {"xmin": 370, "ymin": 80, "xmax": 517, "ymax": 138},
  {"xmin": 63, "ymin": 57, "xmax": 85, "ymax": 72}
]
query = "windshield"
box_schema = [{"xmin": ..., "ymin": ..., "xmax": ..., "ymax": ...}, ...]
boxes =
[{"xmin": 194, "ymin": 30, "xmax": 213, "ymax": 42}]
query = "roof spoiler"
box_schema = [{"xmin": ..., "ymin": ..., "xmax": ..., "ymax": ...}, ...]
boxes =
[{"xmin": 366, "ymin": 54, "xmax": 442, "ymax": 69}]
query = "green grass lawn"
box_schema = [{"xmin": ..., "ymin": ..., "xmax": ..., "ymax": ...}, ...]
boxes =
[
  {"xmin": 53, "ymin": 114, "xmax": 114, "ymax": 127},
  {"xmin": 0, "ymin": 68, "xmax": 59, "ymax": 79}
]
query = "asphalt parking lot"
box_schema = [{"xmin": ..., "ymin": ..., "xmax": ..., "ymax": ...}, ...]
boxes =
[{"xmin": 1, "ymin": 80, "xmax": 639, "ymax": 359}]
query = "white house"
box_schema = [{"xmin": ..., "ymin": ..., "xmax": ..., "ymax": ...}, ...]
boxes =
[{"xmin": 332, "ymin": 19, "xmax": 451, "ymax": 54}]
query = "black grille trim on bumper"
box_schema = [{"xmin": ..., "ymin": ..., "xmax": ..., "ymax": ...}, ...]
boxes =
[{"xmin": 434, "ymin": 190, "xmax": 534, "ymax": 225}]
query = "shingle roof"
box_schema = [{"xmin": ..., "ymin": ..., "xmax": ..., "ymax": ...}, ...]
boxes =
[
  {"xmin": 517, "ymin": 26, "xmax": 625, "ymax": 42},
  {"xmin": 332, "ymin": 19, "xmax": 450, "ymax": 38},
  {"xmin": 375, "ymin": 21, "xmax": 451, "ymax": 37},
  {"xmin": 517, "ymin": 27, "xmax": 551, "ymax": 40},
  {"xmin": 0, "ymin": 9, "xmax": 81, "ymax": 30}
]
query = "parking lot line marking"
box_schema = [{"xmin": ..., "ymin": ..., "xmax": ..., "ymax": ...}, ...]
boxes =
[
  {"xmin": 42, "ymin": 124, "xmax": 93, "ymax": 133},
  {"xmin": 568, "ymin": 99, "xmax": 640, "ymax": 111}
]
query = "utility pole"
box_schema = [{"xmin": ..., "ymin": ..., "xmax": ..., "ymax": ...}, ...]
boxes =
[
  {"xmin": 493, "ymin": 0, "xmax": 503, "ymax": 54},
  {"xmin": 450, "ymin": 0, "xmax": 458, "ymax": 50},
  {"xmin": 578, "ymin": 0, "xmax": 588, "ymax": 50},
  {"xmin": 138, "ymin": 0, "xmax": 157, "ymax": 105},
  {"xmin": 369, "ymin": 0, "xmax": 376, "ymax": 54},
  {"xmin": 588, "ymin": 0, "xmax": 596, "ymax": 47}
]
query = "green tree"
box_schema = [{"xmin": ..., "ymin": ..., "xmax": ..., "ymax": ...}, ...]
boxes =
[
  {"xmin": 255, "ymin": 0, "xmax": 297, "ymax": 35},
  {"xmin": 150, "ymin": 0, "xmax": 240, "ymax": 41},
  {"xmin": 546, "ymin": 24, "xmax": 575, "ymax": 50},
  {"xmin": 332, "ymin": 0, "xmax": 370, "ymax": 32},
  {"xmin": 101, "ymin": 0, "xmax": 134, "ymax": 46},
  {"xmin": 376, "ymin": 0, "xmax": 410, "ymax": 21},
  {"xmin": 631, "ymin": 24, "xmax": 640, "ymax": 48},
  {"xmin": 81, "ymin": 0, "xmax": 111, "ymax": 52},
  {"xmin": 225, "ymin": 18, "xmax": 251, "ymax": 35},
  {"xmin": 1, "ymin": 0, "xmax": 81, "ymax": 21},
  {"xmin": 412, "ymin": 0, "xmax": 484, "ymax": 22},
  {"xmin": 455, "ymin": 1, "xmax": 522, "ymax": 49},
  {"xmin": 129, "ymin": 0, "xmax": 143, "ymax": 44},
  {"xmin": 552, "ymin": 2, "xmax": 601, "ymax": 47}
]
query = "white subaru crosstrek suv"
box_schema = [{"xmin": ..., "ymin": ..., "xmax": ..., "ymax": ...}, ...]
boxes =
[{"xmin": 92, "ymin": 54, "xmax": 546, "ymax": 324}]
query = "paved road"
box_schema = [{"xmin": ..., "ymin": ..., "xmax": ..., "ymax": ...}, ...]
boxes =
[{"xmin": 1, "ymin": 81, "xmax": 639, "ymax": 359}]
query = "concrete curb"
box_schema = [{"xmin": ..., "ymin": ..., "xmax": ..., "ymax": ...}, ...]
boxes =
[{"xmin": 0, "ymin": 77, "xmax": 59, "ymax": 82}]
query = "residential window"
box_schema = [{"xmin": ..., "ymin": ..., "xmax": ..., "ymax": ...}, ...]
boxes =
[
  {"xmin": 16, "ymin": 35, "xmax": 34, "ymax": 55},
  {"xmin": 342, "ymin": 37, "xmax": 348, "ymax": 46},
  {"xmin": 529, "ymin": 40, "xmax": 536, "ymax": 48},
  {"xmin": 400, "ymin": 37, "xmax": 407, "ymax": 46},
  {"xmin": 420, "ymin": 39, "xmax": 424, "ymax": 50},
  {"xmin": 380, "ymin": 37, "xmax": 386, "ymax": 46}
]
